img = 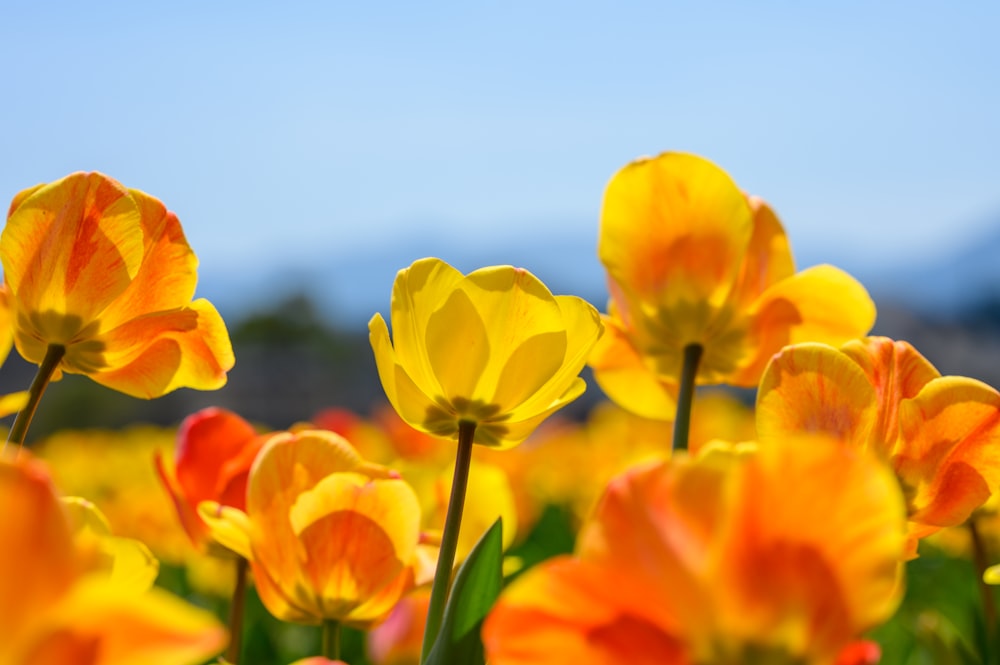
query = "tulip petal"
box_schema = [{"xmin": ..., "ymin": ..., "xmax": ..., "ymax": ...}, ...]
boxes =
[
  {"xmin": 734, "ymin": 265, "xmax": 876, "ymax": 386},
  {"xmin": 589, "ymin": 314, "xmax": 678, "ymax": 420},
  {"xmin": 756, "ymin": 342, "xmax": 877, "ymax": 450},
  {"xmin": 483, "ymin": 556, "xmax": 685, "ymax": 665},
  {"xmin": 424, "ymin": 287, "xmax": 491, "ymax": 402},
  {"xmin": 726, "ymin": 197, "xmax": 795, "ymax": 311},
  {"xmin": 1, "ymin": 173, "xmax": 143, "ymax": 329},
  {"xmin": 197, "ymin": 502, "xmax": 253, "ymax": 560},
  {"xmin": 599, "ymin": 152, "xmax": 752, "ymax": 310},
  {"xmin": 897, "ymin": 376, "xmax": 1000, "ymax": 527},
  {"xmin": 86, "ymin": 300, "xmax": 234, "ymax": 397}
]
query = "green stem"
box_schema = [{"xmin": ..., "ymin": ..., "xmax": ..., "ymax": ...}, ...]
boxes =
[
  {"xmin": 671, "ymin": 343, "xmax": 703, "ymax": 452},
  {"xmin": 969, "ymin": 518, "xmax": 997, "ymax": 651},
  {"xmin": 420, "ymin": 420, "xmax": 476, "ymax": 663},
  {"xmin": 224, "ymin": 556, "xmax": 248, "ymax": 665},
  {"xmin": 321, "ymin": 619, "xmax": 341, "ymax": 660},
  {"xmin": 4, "ymin": 344, "xmax": 65, "ymax": 453}
]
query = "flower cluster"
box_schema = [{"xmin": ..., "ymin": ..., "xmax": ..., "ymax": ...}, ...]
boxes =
[{"xmin": 3, "ymin": 153, "xmax": 999, "ymax": 665}]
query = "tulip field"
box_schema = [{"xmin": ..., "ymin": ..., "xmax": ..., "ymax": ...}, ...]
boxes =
[{"xmin": 1, "ymin": 154, "xmax": 998, "ymax": 664}]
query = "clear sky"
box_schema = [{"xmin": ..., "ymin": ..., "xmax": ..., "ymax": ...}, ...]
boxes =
[{"xmin": 2, "ymin": 1, "xmax": 998, "ymax": 320}]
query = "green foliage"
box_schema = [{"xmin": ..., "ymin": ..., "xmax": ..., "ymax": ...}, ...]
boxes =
[{"xmin": 425, "ymin": 519, "xmax": 504, "ymax": 665}]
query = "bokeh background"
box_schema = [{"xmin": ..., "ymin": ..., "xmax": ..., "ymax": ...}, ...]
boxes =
[{"xmin": 2, "ymin": 0, "xmax": 999, "ymax": 430}]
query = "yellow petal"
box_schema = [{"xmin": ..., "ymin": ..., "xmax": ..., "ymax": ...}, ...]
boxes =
[
  {"xmin": 197, "ymin": 502, "xmax": 253, "ymax": 561},
  {"xmin": 985, "ymin": 565, "xmax": 1000, "ymax": 585},
  {"xmin": 589, "ymin": 313, "xmax": 678, "ymax": 420},
  {"xmin": 0, "ymin": 390, "xmax": 29, "ymax": 418},
  {"xmin": 756, "ymin": 342, "xmax": 877, "ymax": 450},
  {"xmin": 599, "ymin": 152, "xmax": 752, "ymax": 310},
  {"xmin": 735, "ymin": 265, "xmax": 876, "ymax": 386},
  {"xmin": 726, "ymin": 196, "xmax": 795, "ymax": 311},
  {"xmin": 62, "ymin": 497, "xmax": 160, "ymax": 590},
  {"xmin": 22, "ymin": 577, "xmax": 226, "ymax": 665}
]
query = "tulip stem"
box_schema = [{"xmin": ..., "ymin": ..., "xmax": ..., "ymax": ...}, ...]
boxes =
[
  {"xmin": 672, "ymin": 343, "xmax": 703, "ymax": 451},
  {"xmin": 321, "ymin": 620, "xmax": 341, "ymax": 660},
  {"xmin": 420, "ymin": 420, "xmax": 476, "ymax": 663},
  {"xmin": 969, "ymin": 518, "xmax": 997, "ymax": 650},
  {"xmin": 4, "ymin": 343, "xmax": 65, "ymax": 454},
  {"xmin": 225, "ymin": 556, "xmax": 249, "ymax": 665}
]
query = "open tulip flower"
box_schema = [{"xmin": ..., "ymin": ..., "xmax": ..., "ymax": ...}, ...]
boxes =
[
  {"xmin": 483, "ymin": 436, "xmax": 906, "ymax": 665},
  {"xmin": 369, "ymin": 257, "xmax": 603, "ymax": 449},
  {"xmin": 757, "ymin": 336, "xmax": 1000, "ymax": 556},
  {"xmin": 199, "ymin": 429, "xmax": 424, "ymax": 629},
  {"xmin": 1, "ymin": 171, "xmax": 234, "ymax": 399},
  {"xmin": 0, "ymin": 454, "xmax": 226, "ymax": 665},
  {"xmin": 156, "ymin": 407, "xmax": 265, "ymax": 552},
  {"xmin": 589, "ymin": 152, "xmax": 875, "ymax": 420}
]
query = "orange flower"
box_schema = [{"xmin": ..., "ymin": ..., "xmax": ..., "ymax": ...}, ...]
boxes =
[
  {"xmin": 155, "ymin": 407, "xmax": 265, "ymax": 552},
  {"xmin": 483, "ymin": 437, "xmax": 906, "ymax": 664},
  {"xmin": 200, "ymin": 429, "xmax": 424, "ymax": 628},
  {"xmin": 757, "ymin": 336, "xmax": 1000, "ymax": 555},
  {"xmin": 0, "ymin": 454, "xmax": 225, "ymax": 665},
  {"xmin": 0, "ymin": 286, "xmax": 28, "ymax": 416},
  {"xmin": 589, "ymin": 152, "xmax": 874, "ymax": 419},
  {"xmin": 1, "ymin": 171, "xmax": 233, "ymax": 398},
  {"xmin": 367, "ymin": 587, "xmax": 430, "ymax": 665}
]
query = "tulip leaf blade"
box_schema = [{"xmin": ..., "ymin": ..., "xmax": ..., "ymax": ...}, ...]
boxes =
[{"xmin": 424, "ymin": 518, "xmax": 503, "ymax": 665}]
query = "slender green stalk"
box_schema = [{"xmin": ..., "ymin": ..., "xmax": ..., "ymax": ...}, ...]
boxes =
[
  {"xmin": 969, "ymin": 518, "xmax": 997, "ymax": 651},
  {"xmin": 225, "ymin": 556, "xmax": 249, "ymax": 665},
  {"xmin": 321, "ymin": 620, "xmax": 341, "ymax": 660},
  {"xmin": 672, "ymin": 343, "xmax": 703, "ymax": 451},
  {"xmin": 420, "ymin": 420, "xmax": 476, "ymax": 663},
  {"xmin": 4, "ymin": 344, "xmax": 66, "ymax": 454}
]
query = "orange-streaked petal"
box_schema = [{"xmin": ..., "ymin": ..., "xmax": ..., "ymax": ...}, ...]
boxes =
[
  {"xmin": 840, "ymin": 337, "xmax": 940, "ymax": 454},
  {"xmin": 734, "ymin": 265, "xmax": 875, "ymax": 386},
  {"xmin": 715, "ymin": 437, "xmax": 906, "ymax": 660},
  {"xmin": 1, "ymin": 173, "xmax": 143, "ymax": 332},
  {"xmin": 483, "ymin": 556, "xmax": 686, "ymax": 665},
  {"xmin": 599, "ymin": 152, "xmax": 752, "ymax": 310},
  {"xmin": 86, "ymin": 299, "xmax": 233, "ymax": 397},
  {"xmin": 897, "ymin": 376, "xmax": 1000, "ymax": 527},
  {"xmin": 726, "ymin": 196, "xmax": 795, "ymax": 311},
  {"xmin": 756, "ymin": 342, "xmax": 877, "ymax": 451}
]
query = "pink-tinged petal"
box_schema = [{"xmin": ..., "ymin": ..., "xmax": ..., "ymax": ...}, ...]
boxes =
[
  {"xmin": 840, "ymin": 337, "xmax": 939, "ymax": 454},
  {"xmin": 897, "ymin": 377, "xmax": 1000, "ymax": 528},
  {"xmin": 366, "ymin": 587, "xmax": 429, "ymax": 665},
  {"xmin": 734, "ymin": 266, "xmax": 875, "ymax": 387},
  {"xmin": 588, "ymin": 313, "xmax": 678, "ymax": 421},
  {"xmin": 484, "ymin": 556, "xmax": 687, "ymax": 665},
  {"xmin": 727, "ymin": 196, "xmax": 795, "ymax": 311},
  {"xmin": 599, "ymin": 152, "xmax": 752, "ymax": 310},
  {"xmin": 85, "ymin": 300, "xmax": 234, "ymax": 397},
  {"xmin": 1, "ymin": 173, "xmax": 143, "ymax": 331},
  {"xmin": 756, "ymin": 343, "xmax": 877, "ymax": 451}
]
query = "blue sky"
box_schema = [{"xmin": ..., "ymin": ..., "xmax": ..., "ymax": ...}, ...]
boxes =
[{"xmin": 2, "ymin": 1, "xmax": 999, "ymax": 320}]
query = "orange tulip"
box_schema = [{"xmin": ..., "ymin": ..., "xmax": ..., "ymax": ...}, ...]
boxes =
[
  {"xmin": 1, "ymin": 171, "xmax": 233, "ymax": 398},
  {"xmin": 590, "ymin": 152, "xmax": 875, "ymax": 419},
  {"xmin": 156, "ymin": 407, "xmax": 264, "ymax": 551},
  {"xmin": 0, "ymin": 454, "xmax": 226, "ymax": 665},
  {"xmin": 200, "ymin": 429, "xmax": 424, "ymax": 628},
  {"xmin": 757, "ymin": 336, "xmax": 1000, "ymax": 555},
  {"xmin": 367, "ymin": 587, "xmax": 430, "ymax": 665},
  {"xmin": 483, "ymin": 437, "xmax": 906, "ymax": 665}
]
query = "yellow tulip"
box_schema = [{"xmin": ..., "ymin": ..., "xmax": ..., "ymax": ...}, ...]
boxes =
[
  {"xmin": 200, "ymin": 429, "xmax": 423, "ymax": 628},
  {"xmin": 590, "ymin": 152, "xmax": 874, "ymax": 419},
  {"xmin": 369, "ymin": 257, "xmax": 603, "ymax": 449}
]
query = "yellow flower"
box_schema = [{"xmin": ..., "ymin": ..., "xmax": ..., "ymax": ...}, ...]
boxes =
[
  {"xmin": 589, "ymin": 152, "xmax": 875, "ymax": 419},
  {"xmin": 200, "ymin": 429, "xmax": 424, "ymax": 628},
  {"xmin": 369, "ymin": 257, "xmax": 603, "ymax": 448},
  {"xmin": 1, "ymin": 171, "xmax": 233, "ymax": 398}
]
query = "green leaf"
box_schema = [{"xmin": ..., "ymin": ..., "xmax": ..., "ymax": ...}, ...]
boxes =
[{"xmin": 424, "ymin": 518, "xmax": 503, "ymax": 665}]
